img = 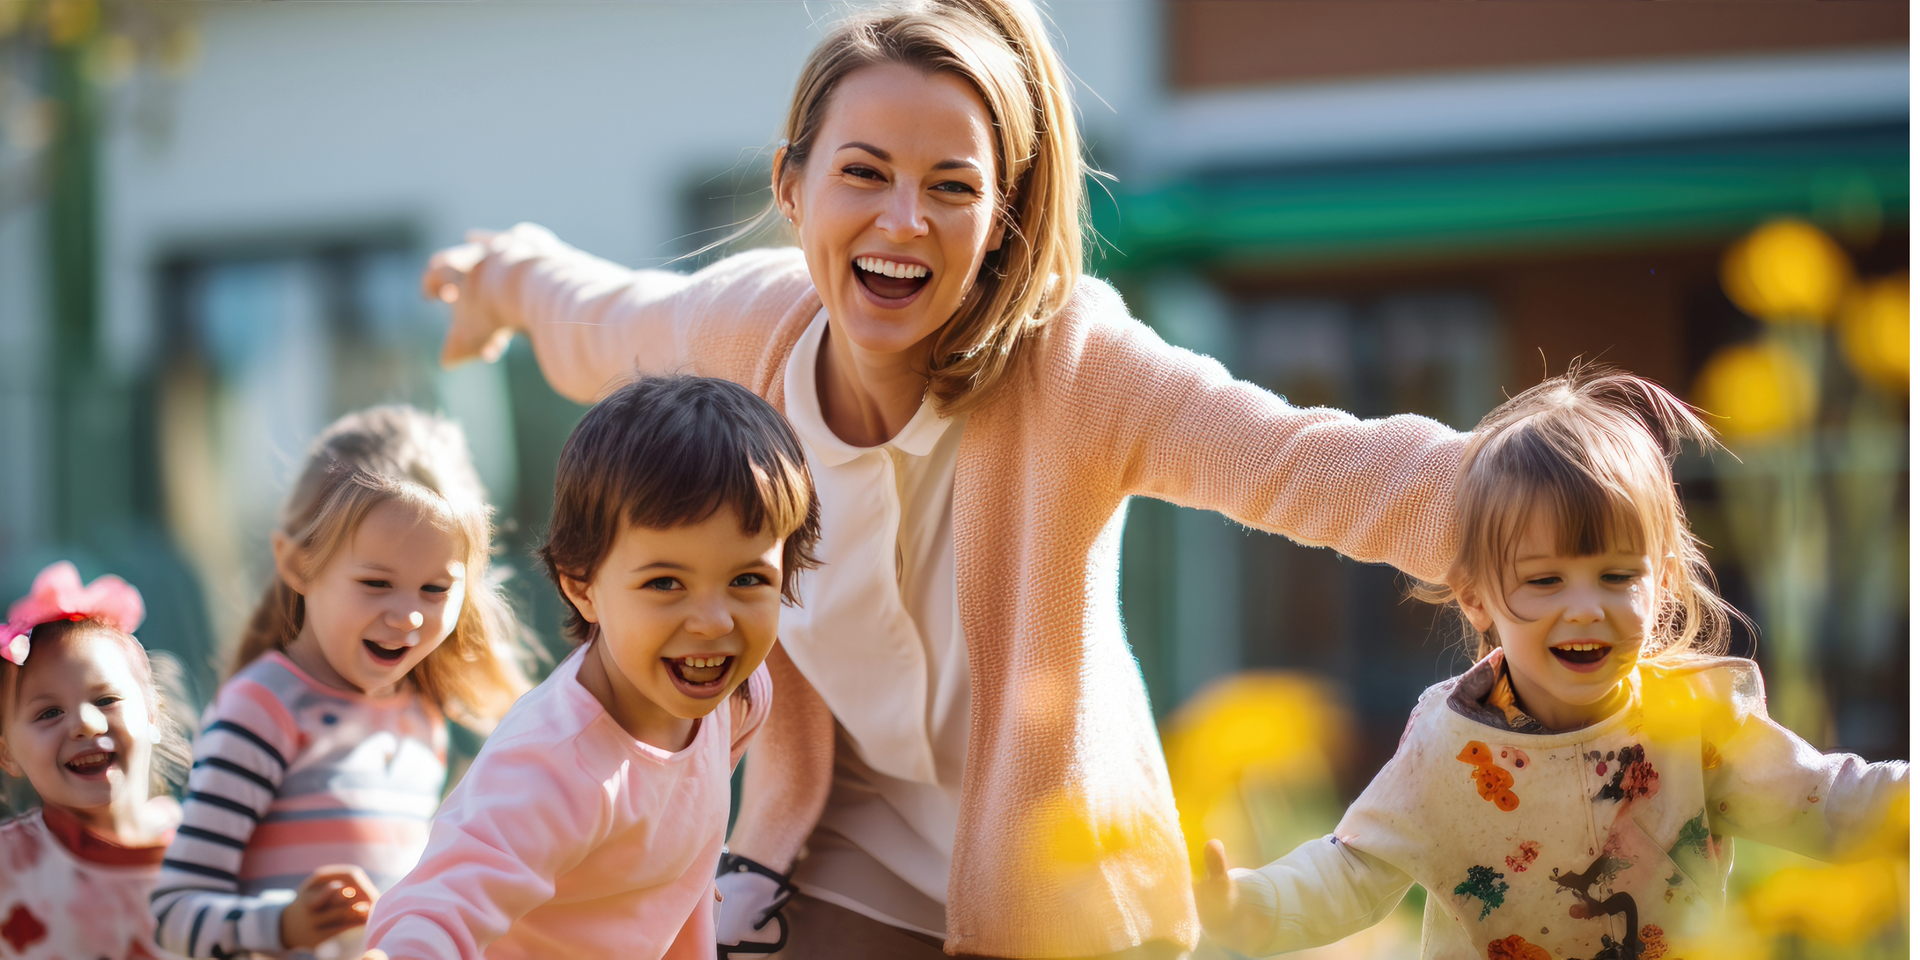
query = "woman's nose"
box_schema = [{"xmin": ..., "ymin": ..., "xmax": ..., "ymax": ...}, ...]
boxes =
[{"xmin": 875, "ymin": 181, "xmax": 930, "ymax": 240}]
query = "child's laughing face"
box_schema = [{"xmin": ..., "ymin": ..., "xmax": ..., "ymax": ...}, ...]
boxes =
[
  {"xmin": 1461, "ymin": 511, "xmax": 1659, "ymax": 731},
  {"xmin": 278, "ymin": 499, "xmax": 468, "ymax": 699},
  {"xmin": 0, "ymin": 629, "xmax": 157, "ymax": 827},
  {"xmin": 562, "ymin": 505, "xmax": 783, "ymax": 751}
]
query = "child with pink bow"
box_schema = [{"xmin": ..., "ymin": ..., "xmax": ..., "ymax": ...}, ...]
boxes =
[{"xmin": 0, "ymin": 561, "xmax": 191, "ymax": 959}]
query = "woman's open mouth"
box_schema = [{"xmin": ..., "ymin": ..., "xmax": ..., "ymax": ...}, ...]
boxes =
[
  {"xmin": 1550, "ymin": 642, "xmax": 1612, "ymax": 672},
  {"xmin": 664, "ymin": 655, "xmax": 734, "ymax": 699},
  {"xmin": 65, "ymin": 750, "xmax": 115, "ymax": 779},
  {"xmin": 364, "ymin": 639, "xmax": 410, "ymax": 665},
  {"xmin": 854, "ymin": 256, "xmax": 931, "ymax": 304}
]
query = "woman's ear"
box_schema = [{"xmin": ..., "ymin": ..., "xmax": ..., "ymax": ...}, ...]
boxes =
[
  {"xmin": 557, "ymin": 574, "xmax": 600, "ymax": 626},
  {"xmin": 0, "ymin": 737, "xmax": 21, "ymax": 780},
  {"xmin": 1457, "ymin": 586, "xmax": 1496, "ymax": 634},
  {"xmin": 772, "ymin": 146, "xmax": 801, "ymax": 230},
  {"xmin": 269, "ymin": 531, "xmax": 309, "ymax": 594}
]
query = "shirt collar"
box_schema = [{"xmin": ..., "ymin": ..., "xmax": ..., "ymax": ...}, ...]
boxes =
[
  {"xmin": 40, "ymin": 804, "xmax": 171, "ymax": 867},
  {"xmin": 783, "ymin": 309, "xmax": 953, "ymax": 467}
]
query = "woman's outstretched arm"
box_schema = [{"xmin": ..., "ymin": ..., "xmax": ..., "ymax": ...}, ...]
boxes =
[
  {"xmin": 426, "ymin": 224, "xmax": 812, "ymax": 404},
  {"xmin": 1069, "ymin": 278, "xmax": 1467, "ymax": 584}
]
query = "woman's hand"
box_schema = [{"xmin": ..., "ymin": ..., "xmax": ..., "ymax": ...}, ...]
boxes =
[
  {"xmin": 423, "ymin": 231, "xmax": 516, "ymax": 367},
  {"xmin": 1194, "ymin": 839, "xmax": 1269, "ymax": 956},
  {"xmin": 279, "ymin": 864, "xmax": 378, "ymax": 948}
]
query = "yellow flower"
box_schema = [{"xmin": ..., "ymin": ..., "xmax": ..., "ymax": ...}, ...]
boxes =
[
  {"xmin": 1721, "ymin": 219, "xmax": 1855, "ymax": 324},
  {"xmin": 1838, "ymin": 272, "xmax": 1909, "ymax": 393},
  {"xmin": 1162, "ymin": 672, "xmax": 1347, "ymax": 871},
  {"xmin": 1743, "ymin": 857, "xmax": 1905, "ymax": 946},
  {"xmin": 1693, "ymin": 341, "xmax": 1816, "ymax": 441}
]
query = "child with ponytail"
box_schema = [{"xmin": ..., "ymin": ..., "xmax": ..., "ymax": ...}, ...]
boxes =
[
  {"xmin": 0, "ymin": 561, "xmax": 192, "ymax": 959},
  {"xmin": 1197, "ymin": 370, "xmax": 1908, "ymax": 960},
  {"xmin": 153, "ymin": 406, "xmax": 530, "ymax": 958}
]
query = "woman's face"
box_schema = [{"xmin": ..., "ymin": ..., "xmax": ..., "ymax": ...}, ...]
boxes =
[{"xmin": 777, "ymin": 62, "xmax": 1004, "ymax": 359}]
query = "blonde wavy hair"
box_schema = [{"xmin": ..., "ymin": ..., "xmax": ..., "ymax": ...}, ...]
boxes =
[
  {"xmin": 232, "ymin": 406, "xmax": 531, "ymax": 731},
  {"xmin": 1419, "ymin": 367, "xmax": 1744, "ymax": 663},
  {"xmin": 773, "ymin": 0, "xmax": 1086, "ymax": 414}
]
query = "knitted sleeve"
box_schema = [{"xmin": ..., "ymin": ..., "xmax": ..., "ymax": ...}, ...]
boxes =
[
  {"xmin": 1703, "ymin": 661, "xmax": 1908, "ymax": 861},
  {"xmin": 1231, "ymin": 837, "xmax": 1414, "ymax": 956},
  {"xmin": 1065, "ymin": 277, "xmax": 1465, "ymax": 584},
  {"xmin": 458, "ymin": 224, "xmax": 813, "ymax": 404},
  {"xmin": 151, "ymin": 677, "xmax": 301, "ymax": 956}
]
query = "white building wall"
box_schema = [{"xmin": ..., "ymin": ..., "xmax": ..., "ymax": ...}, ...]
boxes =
[{"xmin": 100, "ymin": 0, "xmax": 1161, "ymax": 374}]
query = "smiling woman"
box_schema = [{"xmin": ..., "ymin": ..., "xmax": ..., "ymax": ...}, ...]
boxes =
[{"xmin": 423, "ymin": 1, "xmax": 1468, "ymax": 957}]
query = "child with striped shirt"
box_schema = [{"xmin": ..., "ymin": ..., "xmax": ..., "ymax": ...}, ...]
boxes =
[{"xmin": 153, "ymin": 407, "xmax": 531, "ymax": 958}]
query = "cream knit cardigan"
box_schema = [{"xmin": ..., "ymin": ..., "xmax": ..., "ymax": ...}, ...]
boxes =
[{"xmin": 463, "ymin": 225, "xmax": 1466, "ymax": 957}]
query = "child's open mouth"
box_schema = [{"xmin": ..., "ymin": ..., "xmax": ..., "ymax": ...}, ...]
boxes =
[
  {"xmin": 65, "ymin": 750, "xmax": 115, "ymax": 779},
  {"xmin": 664, "ymin": 655, "xmax": 734, "ymax": 698},
  {"xmin": 854, "ymin": 256, "xmax": 931, "ymax": 303},
  {"xmin": 1551, "ymin": 642, "xmax": 1612, "ymax": 671},
  {"xmin": 364, "ymin": 639, "xmax": 409, "ymax": 664}
]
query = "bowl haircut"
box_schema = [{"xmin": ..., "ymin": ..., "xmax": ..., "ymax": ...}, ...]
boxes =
[{"xmin": 540, "ymin": 375, "xmax": 822, "ymax": 646}]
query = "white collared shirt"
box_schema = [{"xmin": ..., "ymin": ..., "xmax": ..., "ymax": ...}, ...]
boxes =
[{"xmin": 777, "ymin": 311, "xmax": 969, "ymax": 933}]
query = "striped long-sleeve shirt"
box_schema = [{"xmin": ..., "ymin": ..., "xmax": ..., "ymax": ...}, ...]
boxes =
[{"xmin": 152, "ymin": 651, "xmax": 447, "ymax": 957}]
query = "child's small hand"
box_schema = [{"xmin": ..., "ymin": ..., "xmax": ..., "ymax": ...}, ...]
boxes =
[
  {"xmin": 280, "ymin": 864, "xmax": 378, "ymax": 948},
  {"xmin": 1194, "ymin": 839, "xmax": 1268, "ymax": 956}
]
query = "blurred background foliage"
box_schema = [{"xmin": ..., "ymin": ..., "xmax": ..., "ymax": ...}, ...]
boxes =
[{"xmin": 0, "ymin": 1, "xmax": 1907, "ymax": 955}]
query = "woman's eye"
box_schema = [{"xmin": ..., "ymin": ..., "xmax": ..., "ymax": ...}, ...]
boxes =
[
  {"xmin": 931, "ymin": 180, "xmax": 978, "ymax": 196},
  {"xmin": 644, "ymin": 577, "xmax": 682, "ymax": 591},
  {"xmin": 842, "ymin": 164, "xmax": 883, "ymax": 181},
  {"xmin": 730, "ymin": 573, "xmax": 771, "ymax": 588}
]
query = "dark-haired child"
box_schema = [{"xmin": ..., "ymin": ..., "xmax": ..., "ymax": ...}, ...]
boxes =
[{"xmin": 369, "ymin": 376, "xmax": 820, "ymax": 959}]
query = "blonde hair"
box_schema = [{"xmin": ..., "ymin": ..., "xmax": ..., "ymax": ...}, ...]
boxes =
[
  {"xmin": 233, "ymin": 406, "xmax": 530, "ymax": 730},
  {"xmin": 775, "ymin": 0, "xmax": 1086, "ymax": 414},
  {"xmin": 1420, "ymin": 367, "xmax": 1742, "ymax": 662},
  {"xmin": 0, "ymin": 619, "xmax": 193, "ymax": 813}
]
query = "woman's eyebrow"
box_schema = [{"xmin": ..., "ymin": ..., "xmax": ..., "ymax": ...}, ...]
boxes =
[{"xmin": 838, "ymin": 141, "xmax": 890, "ymax": 160}]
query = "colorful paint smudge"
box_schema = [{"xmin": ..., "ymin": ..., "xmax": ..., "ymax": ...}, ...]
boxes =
[
  {"xmin": 1454, "ymin": 864, "xmax": 1510, "ymax": 920},
  {"xmin": 1459, "ymin": 741, "xmax": 1520, "ymax": 811}
]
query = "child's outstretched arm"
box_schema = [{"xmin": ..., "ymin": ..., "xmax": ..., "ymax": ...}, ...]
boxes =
[
  {"xmin": 1704, "ymin": 663, "xmax": 1908, "ymax": 861},
  {"xmin": 1195, "ymin": 836, "xmax": 1412, "ymax": 957}
]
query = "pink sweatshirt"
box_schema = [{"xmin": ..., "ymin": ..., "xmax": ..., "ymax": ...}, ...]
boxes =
[{"xmin": 366, "ymin": 647, "xmax": 770, "ymax": 959}]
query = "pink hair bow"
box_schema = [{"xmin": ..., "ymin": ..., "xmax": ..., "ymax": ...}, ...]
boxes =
[{"xmin": 0, "ymin": 561, "xmax": 146, "ymax": 666}]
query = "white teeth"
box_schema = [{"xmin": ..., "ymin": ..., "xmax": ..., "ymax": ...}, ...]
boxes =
[
  {"xmin": 70, "ymin": 752, "xmax": 110, "ymax": 766},
  {"xmin": 679, "ymin": 656, "xmax": 729, "ymax": 669},
  {"xmin": 855, "ymin": 256, "xmax": 930, "ymax": 280},
  {"xmin": 1556, "ymin": 643, "xmax": 1607, "ymax": 652}
]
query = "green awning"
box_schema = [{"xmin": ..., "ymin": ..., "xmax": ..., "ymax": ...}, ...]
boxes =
[{"xmin": 1090, "ymin": 125, "xmax": 1908, "ymax": 272}]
